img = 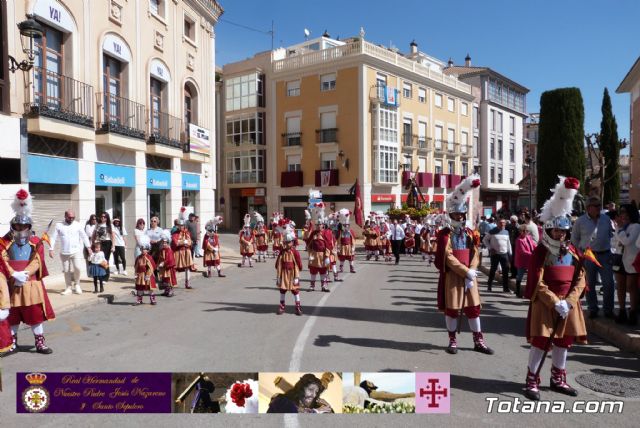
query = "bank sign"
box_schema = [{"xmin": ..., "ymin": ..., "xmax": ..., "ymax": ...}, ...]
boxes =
[
  {"xmin": 95, "ymin": 163, "xmax": 135, "ymax": 188},
  {"xmin": 147, "ymin": 169, "xmax": 171, "ymax": 190},
  {"xmin": 182, "ymin": 173, "xmax": 200, "ymax": 191}
]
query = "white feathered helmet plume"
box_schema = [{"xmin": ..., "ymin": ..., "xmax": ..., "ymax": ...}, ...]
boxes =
[
  {"xmin": 539, "ymin": 176, "xmax": 580, "ymax": 230},
  {"xmin": 206, "ymin": 216, "xmax": 223, "ymax": 233},
  {"xmin": 276, "ymin": 218, "xmax": 297, "ymax": 242},
  {"xmin": 176, "ymin": 207, "xmax": 187, "ymax": 226},
  {"xmin": 447, "ymin": 174, "xmax": 481, "ymax": 215},
  {"xmin": 310, "ymin": 202, "xmax": 326, "ymax": 225},
  {"xmin": 160, "ymin": 229, "xmax": 172, "ymax": 243},
  {"xmin": 252, "ymin": 211, "xmax": 265, "ymax": 226},
  {"xmin": 11, "ymin": 189, "xmax": 33, "ymax": 227},
  {"xmin": 243, "ymin": 214, "xmax": 251, "ymax": 228},
  {"xmin": 304, "ymin": 209, "xmax": 311, "ymax": 222},
  {"xmin": 224, "ymin": 379, "xmax": 259, "ymax": 414},
  {"xmin": 138, "ymin": 233, "xmax": 152, "ymax": 250},
  {"xmin": 337, "ymin": 208, "xmax": 351, "ymax": 226}
]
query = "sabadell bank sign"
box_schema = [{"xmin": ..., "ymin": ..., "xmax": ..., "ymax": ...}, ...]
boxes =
[
  {"xmin": 100, "ymin": 174, "xmax": 126, "ymax": 186},
  {"xmin": 150, "ymin": 178, "xmax": 169, "ymax": 188}
]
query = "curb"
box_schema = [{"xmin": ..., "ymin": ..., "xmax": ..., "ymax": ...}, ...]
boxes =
[{"xmin": 478, "ymin": 262, "xmax": 640, "ymax": 355}]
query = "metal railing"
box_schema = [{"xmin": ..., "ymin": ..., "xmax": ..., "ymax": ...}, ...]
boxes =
[
  {"xmin": 96, "ymin": 92, "xmax": 146, "ymax": 139},
  {"xmin": 316, "ymin": 128, "xmax": 338, "ymax": 144},
  {"xmin": 282, "ymin": 132, "xmax": 302, "ymax": 146},
  {"xmin": 25, "ymin": 66, "xmax": 94, "ymax": 127},
  {"xmin": 418, "ymin": 137, "xmax": 432, "ymax": 151},
  {"xmin": 402, "ymin": 133, "xmax": 417, "ymax": 148},
  {"xmin": 148, "ymin": 110, "xmax": 183, "ymax": 149}
]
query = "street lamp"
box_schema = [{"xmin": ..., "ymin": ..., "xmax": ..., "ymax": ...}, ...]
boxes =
[
  {"xmin": 8, "ymin": 16, "xmax": 44, "ymax": 73},
  {"xmin": 525, "ymin": 154, "xmax": 536, "ymax": 212}
]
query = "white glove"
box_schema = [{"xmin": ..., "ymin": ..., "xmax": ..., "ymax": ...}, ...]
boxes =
[
  {"xmin": 324, "ymin": 257, "xmax": 331, "ymax": 266},
  {"xmin": 465, "ymin": 278, "xmax": 474, "ymax": 290},
  {"xmin": 0, "ymin": 308, "xmax": 9, "ymax": 321},
  {"xmin": 554, "ymin": 300, "xmax": 570, "ymax": 319},
  {"xmin": 144, "ymin": 276, "xmax": 150, "ymax": 282},
  {"xmin": 213, "ymin": 247, "xmax": 219, "ymax": 253},
  {"xmin": 294, "ymin": 278, "xmax": 299, "ymax": 286},
  {"xmin": 466, "ymin": 269, "xmax": 477, "ymax": 281},
  {"xmin": 12, "ymin": 271, "xmax": 29, "ymax": 285}
]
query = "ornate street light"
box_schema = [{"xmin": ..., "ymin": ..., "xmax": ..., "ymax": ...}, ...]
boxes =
[{"xmin": 9, "ymin": 16, "xmax": 44, "ymax": 73}]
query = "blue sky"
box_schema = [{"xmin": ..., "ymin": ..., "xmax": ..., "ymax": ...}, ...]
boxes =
[{"xmin": 215, "ymin": 0, "xmax": 639, "ymax": 141}]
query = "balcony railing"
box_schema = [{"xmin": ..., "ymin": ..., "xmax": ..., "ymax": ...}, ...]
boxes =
[
  {"xmin": 418, "ymin": 137, "xmax": 432, "ymax": 151},
  {"xmin": 282, "ymin": 132, "xmax": 302, "ymax": 146},
  {"xmin": 403, "ymin": 133, "xmax": 417, "ymax": 148},
  {"xmin": 434, "ymin": 140, "xmax": 446, "ymax": 154},
  {"xmin": 446, "ymin": 141, "xmax": 456, "ymax": 153},
  {"xmin": 96, "ymin": 92, "xmax": 146, "ymax": 139},
  {"xmin": 226, "ymin": 170, "xmax": 266, "ymax": 184},
  {"xmin": 316, "ymin": 128, "xmax": 338, "ymax": 144},
  {"xmin": 148, "ymin": 110, "xmax": 183, "ymax": 149},
  {"xmin": 24, "ymin": 66, "xmax": 94, "ymax": 127},
  {"xmin": 315, "ymin": 169, "xmax": 339, "ymax": 186}
]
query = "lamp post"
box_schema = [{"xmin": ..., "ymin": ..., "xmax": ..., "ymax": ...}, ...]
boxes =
[
  {"xmin": 525, "ymin": 155, "xmax": 536, "ymax": 212},
  {"xmin": 8, "ymin": 15, "xmax": 44, "ymax": 73}
]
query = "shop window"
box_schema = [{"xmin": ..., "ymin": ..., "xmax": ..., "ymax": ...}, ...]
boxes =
[
  {"xmin": 0, "ymin": 158, "xmax": 20, "ymax": 184},
  {"xmin": 28, "ymin": 134, "xmax": 79, "ymax": 158}
]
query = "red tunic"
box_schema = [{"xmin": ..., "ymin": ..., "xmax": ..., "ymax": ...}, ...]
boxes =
[
  {"xmin": 202, "ymin": 234, "xmax": 221, "ymax": 267},
  {"xmin": 135, "ymin": 254, "xmax": 157, "ymax": 291},
  {"xmin": 158, "ymin": 246, "xmax": 177, "ymax": 286}
]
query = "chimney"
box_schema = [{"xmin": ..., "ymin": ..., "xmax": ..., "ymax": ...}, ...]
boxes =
[
  {"xmin": 465, "ymin": 53, "xmax": 471, "ymax": 67},
  {"xmin": 322, "ymin": 29, "xmax": 330, "ymax": 38},
  {"xmin": 409, "ymin": 39, "xmax": 418, "ymax": 55},
  {"xmin": 447, "ymin": 57, "xmax": 454, "ymax": 67}
]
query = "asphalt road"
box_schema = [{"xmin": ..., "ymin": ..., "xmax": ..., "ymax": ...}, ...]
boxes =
[{"xmin": 1, "ymin": 250, "xmax": 638, "ymax": 427}]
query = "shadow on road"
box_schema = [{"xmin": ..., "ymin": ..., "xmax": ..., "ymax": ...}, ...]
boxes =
[{"xmin": 313, "ymin": 334, "xmax": 448, "ymax": 353}]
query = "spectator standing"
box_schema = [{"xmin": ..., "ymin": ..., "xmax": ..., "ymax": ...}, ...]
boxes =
[
  {"xmin": 87, "ymin": 241, "xmax": 108, "ymax": 293},
  {"xmin": 513, "ymin": 225, "xmax": 536, "ymax": 297},
  {"xmin": 48, "ymin": 209, "xmax": 92, "ymax": 296},
  {"xmin": 389, "ymin": 219, "xmax": 405, "ymax": 265},
  {"xmin": 414, "ymin": 221, "xmax": 423, "ymax": 255},
  {"xmin": 483, "ymin": 219, "xmax": 512, "ymax": 292},
  {"xmin": 506, "ymin": 215, "xmax": 520, "ymax": 279},
  {"xmin": 572, "ymin": 197, "xmax": 615, "ymax": 319},
  {"xmin": 186, "ymin": 213, "xmax": 199, "ymax": 258},
  {"xmin": 112, "ymin": 218, "xmax": 128, "ymax": 275},
  {"xmin": 523, "ymin": 212, "xmax": 539, "ymax": 244},
  {"xmin": 85, "ymin": 214, "xmax": 98, "ymax": 242},
  {"xmin": 93, "ymin": 212, "xmax": 115, "ymax": 281},
  {"xmin": 134, "ymin": 218, "xmax": 147, "ymax": 259},
  {"xmin": 615, "ymin": 204, "xmax": 640, "ymax": 325}
]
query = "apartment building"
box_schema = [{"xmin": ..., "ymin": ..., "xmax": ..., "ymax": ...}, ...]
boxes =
[
  {"xmin": 221, "ymin": 35, "xmax": 475, "ymax": 229},
  {"xmin": 518, "ymin": 113, "xmax": 538, "ymax": 210},
  {"xmin": 0, "ymin": 0, "xmax": 222, "ymax": 236},
  {"xmin": 617, "ymin": 56, "xmax": 640, "ymax": 203},
  {"xmin": 444, "ymin": 56, "xmax": 528, "ymax": 215}
]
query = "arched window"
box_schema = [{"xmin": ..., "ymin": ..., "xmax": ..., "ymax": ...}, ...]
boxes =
[{"xmin": 184, "ymin": 82, "xmax": 198, "ymax": 126}]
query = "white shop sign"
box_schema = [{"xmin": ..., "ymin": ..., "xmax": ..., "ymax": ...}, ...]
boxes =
[
  {"xmin": 33, "ymin": 0, "xmax": 75, "ymax": 33},
  {"xmin": 103, "ymin": 34, "xmax": 132, "ymax": 63}
]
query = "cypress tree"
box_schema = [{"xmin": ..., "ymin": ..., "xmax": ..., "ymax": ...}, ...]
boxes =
[
  {"xmin": 599, "ymin": 88, "xmax": 620, "ymax": 206},
  {"xmin": 536, "ymin": 88, "xmax": 585, "ymax": 209}
]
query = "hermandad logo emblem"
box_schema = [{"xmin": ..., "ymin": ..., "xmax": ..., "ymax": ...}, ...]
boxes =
[{"xmin": 22, "ymin": 373, "xmax": 50, "ymax": 413}]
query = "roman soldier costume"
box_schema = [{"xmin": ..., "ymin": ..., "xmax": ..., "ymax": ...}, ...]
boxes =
[
  {"xmin": 134, "ymin": 235, "xmax": 158, "ymax": 305},
  {"xmin": 253, "ymin": 213, "xmax": 268, "ymax": 263},
  {"xmin": 363, "ymin": 213, "xmax": 381, "ymax": 261},
  {"xmin": 523, "ymin": 176, "xmax": 586, "ymax": 401},
  {"xmin": 271, "ymin": 212, "xmax": 283, "ymax": 258},
  {"xmin": 435, "ymin": 175, "xmax": 493, "ymax": 355},
  {"xmin": 378, "ymin": 216, "xmax": 392, "ymax": 262},
  {"xmin": 322, "ymin": 214, "xmax": 340, "ymax": 282},
  {"xmin": 0, "ymin": 189, "xmax": 55, "ymax": 355},
  {"xmin": 172, "ymin": 208, "xmax": 197, "ymax": 289},
  {"xmin": 158, "ymin": 230, "xmax": 177, "ymax": 297},
  {"xmin": 404, "ymin": 220, "xmax": 416, "ymax": 257},
  {"xmin": 308, "ymin": 203, "xmax": 331, "ymax": 292},
  {"xmin": 239, "ymin": 214, "xmax": 255, "ymax": 267},
  {"xmin": 274, "ymin": 219, "xmax": 304, "ymax": 315},
  {"xmin": 202, "ymin": 216, "xmax": 225, "ymax": 278},
  {"xmin": 420, "ymin": 218, "xmax": 430, "ymax": 262},
  {"xmin": 337, "ymin": 208, "xmax": 356, "ymax": 273}
]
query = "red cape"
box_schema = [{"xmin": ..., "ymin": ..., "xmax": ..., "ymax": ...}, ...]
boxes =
[{"xmin": 435, "ymin": 228, "xmax": 451, "ymax": 311}]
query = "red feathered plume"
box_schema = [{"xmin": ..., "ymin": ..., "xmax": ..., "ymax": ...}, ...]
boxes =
[
  {"xmin": 564, "ymin": 177, "xmax": 580, "ymax": 190},
  {"xmin": 472, "ymin": 179, "xmax": 481, "ymax": 188},
  {"xmin": 16, "ymin": 189, "xmax": 29, "ymax": 200}
]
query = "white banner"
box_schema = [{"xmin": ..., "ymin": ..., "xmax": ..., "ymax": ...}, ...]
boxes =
[{"xmin": 320, "ymin": 170, "xmax": 331, "ymax": 187}]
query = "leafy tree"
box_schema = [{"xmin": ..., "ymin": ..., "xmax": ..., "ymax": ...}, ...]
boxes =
[{"xmin": 599, "ymin": 88, "xmax": 620, "ymax": 205}]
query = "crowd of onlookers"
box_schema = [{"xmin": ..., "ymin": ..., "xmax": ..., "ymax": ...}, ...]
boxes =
[
  {"xmin": 481, "ymin": 198, "xmax": 639, "ymax": 326},
  {"xmin": 48, "ymin": 210, "xmax": 203, "ymax": 295}
]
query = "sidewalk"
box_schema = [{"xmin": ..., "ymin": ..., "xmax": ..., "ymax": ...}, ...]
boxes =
[
  {"xmin": 478, "ymin": 254, "xmax": 640, "ymax": 355},
  {"xmin": 41, "ymin": 233, "xmax": 245, "ymax": 315}
]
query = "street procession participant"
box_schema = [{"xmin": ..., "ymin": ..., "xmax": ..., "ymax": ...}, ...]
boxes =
[
  {"xmin": 323, "ymin": 213, "xmax": 341, "ymax": 282},
  {"xmin": 378, "ymin": 213, "xmax": 392, "ymax": 263},
  {"xmin": 202, "ymin": 216, "xmax": 226, "ymax": 278},
  {"xmin": 0, "ymin": 265, "xmax": 11, "ymax": 354},
  {"xmin": 238, "ymin": 214, "xmax": 256, "ymax": 268},
  {"xmin": 274, "ymin": 219, "xmax": 304, "ymax": 315},
  {"xmin": 302, "ymin": 210, "xmax": 313, "ymax": 251},
  {"xmin": 363, "ymin": 213, "xmax": 381, "ymax": 261},
  {"xmin": 172, "ymin": 208, "xmax": 198, "ymax": 289},
  {"xmin": 270, "ymin": 212, "xmax": 283, "ymax": 258},
  {"xmin": 134, "ymin": 235, "xmax": 157, "ymax": 305},
  {"xmin": 308, "ymin": 203, "xmax": 331, "ymax": 292},
  {"xmin": 158, "ymin": 230, "xmax": 177, "ymax": 297},
  {"xmin": 337, "ymin": 208, "xmax": 357, "ymax": 274},
  {"xmin": 435, "ymin": 175, "xmax": 494, "ymax": 355},
  {"xmin": 404, "ymin": 216, "xmax": 416, "ymax": 257},
  {"xmin": 523, "ymin": 176, "xmax": 587, "ymax": 401},
  {"xmin": 253, "ymin": 213, "xmax": 269, "ymax": 263},
  {"xmin": 0, "ymin": 189, "xmax": 55, "ymax": 354},
  {"xmin": 420, "ymin": 217, "xmax": 431, "ymax": 262}
]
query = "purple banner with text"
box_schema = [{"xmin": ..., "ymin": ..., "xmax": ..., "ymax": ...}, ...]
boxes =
[{"xmin": 17, "ymin": 372, "xmax": 172, "ymax": 413}]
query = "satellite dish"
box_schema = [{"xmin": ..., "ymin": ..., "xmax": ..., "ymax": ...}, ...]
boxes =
[{"xmin": 304, "ymin": 28, "xmax": 310, "ymax": 39}]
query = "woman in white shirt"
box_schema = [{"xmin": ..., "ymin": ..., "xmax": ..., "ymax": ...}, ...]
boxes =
[
  {"xmin": 134, "ymin": 218, "xmax": 147, "ymax": 258},
  {"xmin": 112, "ymin": 218, "xmax": 128, "ymax": 275},
  {"xmin": 616, "ymin": 204, "xmax": 640, "ymax": 325},
  {"xmin": 85, "ymin": 214, "xmax": 98, "ymax": 243}
]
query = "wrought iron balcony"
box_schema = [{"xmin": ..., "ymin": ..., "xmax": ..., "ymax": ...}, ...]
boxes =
[
  {"xmin": 282, "ymin": 132, "xmax": 302, "ymax": 146},
  {"xmin": 434, "ymin": 140, "xmax": 446, "ymax": 154},
  {"xmin": 96, "ymin": 92, "xmax": 146, "ymax": 139},
  {"xmin": 148, "ymin": 110, "xmax": 183, "ymax": 149},
  {"xmin": 403, "ymin": 133, "xmax": 418, "ymax": 148},
  {"xmin": 24, "ymin": 66, "xmax": 94, "ymax": 127},
  {"xmin": 418, "ymin": 137, "xmax": 432, "ymax": 152},
  {"xmin": 316, "ymin": 128, "xmax": 338, "ymax": 144}
]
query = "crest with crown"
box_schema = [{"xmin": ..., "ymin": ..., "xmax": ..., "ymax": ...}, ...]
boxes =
[
  {"xmin": 540, "ymin": 176, "xmax": 580, "ymax": 230},
  {"xmin": 25, "ymin": 373, "xmax": 47, "ymax": 385},
  {"xmin": 446, "ymin": 174, "xmax": 481, "ymax": 214}
]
